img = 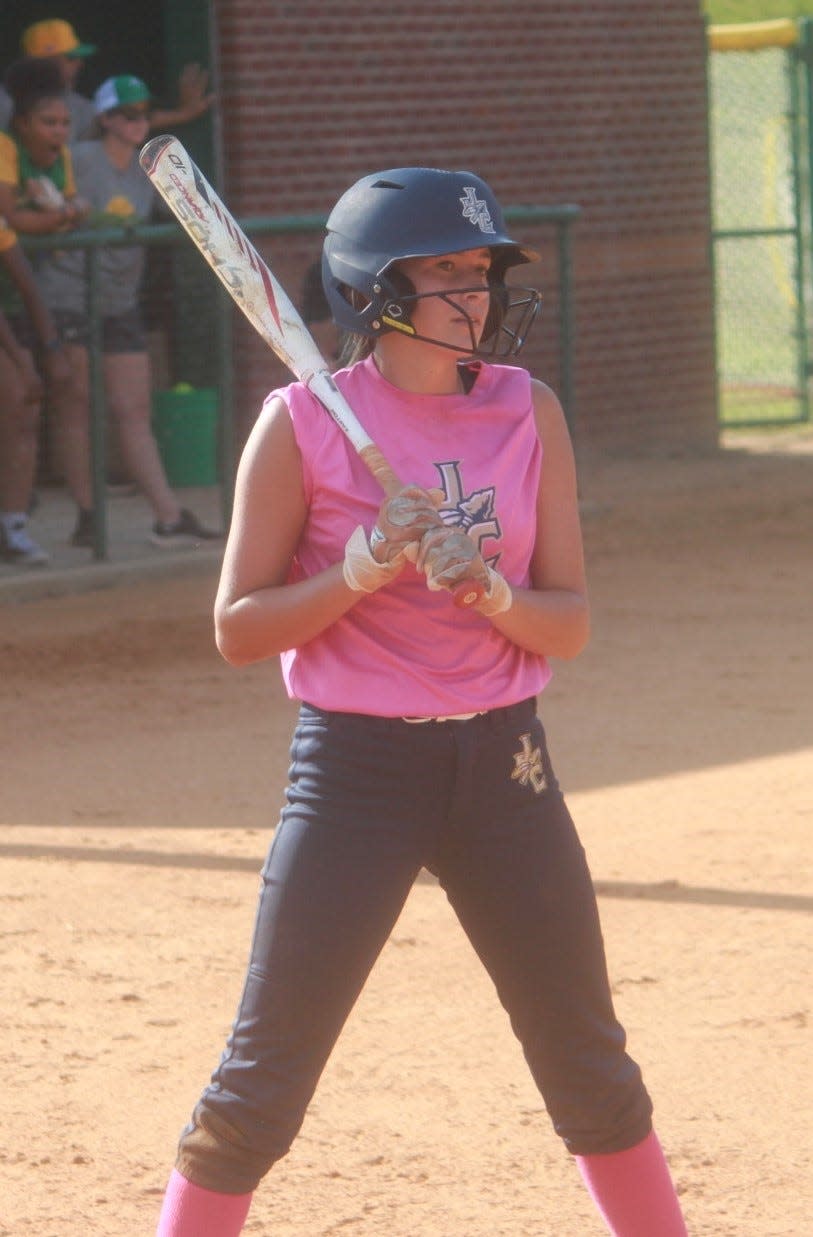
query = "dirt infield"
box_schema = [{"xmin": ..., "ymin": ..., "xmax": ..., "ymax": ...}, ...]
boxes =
[{"xmin": 1, "ymin": 434, "xmax": 811, "ymax": 1236}]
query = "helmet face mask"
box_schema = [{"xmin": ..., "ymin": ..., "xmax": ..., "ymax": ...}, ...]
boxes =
[
  {"xmin": 322, "ymin": 167, "xmax": 542, "ymax": 359},
  {"xmin": 377, "ymin": 282, "xmax": 543, "ymax": 359}
]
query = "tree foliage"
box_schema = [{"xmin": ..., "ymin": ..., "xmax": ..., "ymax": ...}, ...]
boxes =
[{"xmin": 704, "ymin": 1, "xmax": 813, "ymax": 21}]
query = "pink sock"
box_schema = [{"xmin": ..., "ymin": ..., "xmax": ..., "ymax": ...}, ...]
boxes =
[
  {"xmin": 575, "ymin": 1130, "xmax": 688, "ymax": 1236},
  {"xmin": 155, "ymin": 1168, "xmax": 253, "ymax": 1236}
]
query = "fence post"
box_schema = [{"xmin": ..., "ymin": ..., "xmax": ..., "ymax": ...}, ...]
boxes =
[
  {"xmin": 217, "ymin": 284, "xmax": 235, "ymax": 527},
  {"xmin": 788, "ymin": 32, "xmax": 810, "ymax": 422},
  {"xmin": 557, "ymin": 217, "xmax": 576, "ymax": 434},
  {"xmin": 86, "ymin": 245, "xmax": 108, "ymax": 560},
  {"xmin": 503, "ymin": 204, "xmax": 581, "ymax": 435},
  {"xmin": 799, "ymin": 17, "xmax": 813, "ymax": 373}
]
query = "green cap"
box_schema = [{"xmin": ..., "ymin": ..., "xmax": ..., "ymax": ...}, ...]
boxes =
[{"xmin": 93, "ymin": 75, "xmax": 151, "ymax": 115}]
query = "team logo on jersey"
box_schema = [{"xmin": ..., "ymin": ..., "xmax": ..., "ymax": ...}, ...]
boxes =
[
  {"xmin": 459, "ymin": 186, "xmax": 496, "ymax": 235},
  {"xmin": 511, "ymin": 733, "xmax": 547, "ymax": 795},
  {"xmin": 433, "ymin": 461, "xmax": 500, "ymax": 565}
]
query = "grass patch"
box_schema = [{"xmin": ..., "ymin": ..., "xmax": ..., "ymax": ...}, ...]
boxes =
[
  {"xmin": 719, "ymin": 386, "xmax": 806, "ymax": 425},
  {"xmin": 705, "ymin": 1, "xmax": 813, "ymax": 23}
]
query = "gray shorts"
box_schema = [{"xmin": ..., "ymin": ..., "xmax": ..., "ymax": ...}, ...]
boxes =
[
  {"xmin": 11, "ymin": 307, "xmax": 147, "ymax": 355},
  {"xmin": 54, "ymin": 307, "xmax": 147, "ymax": 354}
]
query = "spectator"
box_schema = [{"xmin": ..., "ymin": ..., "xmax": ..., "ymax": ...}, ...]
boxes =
[
  {"xmin": 0, "ymin": 18, "xmax": 214, "ymax": 143},
  {"xmin": 0, "ymin": 225, "xmax": 71, "ymax": 566},
  {"xmin": 0, "ymin": 59, "xmax": 90, "ymax": 235},
  {"xmin": 0, "ymin": 19, "xmax": 96, "ymax": 142},
  {"xmin": 29, "ymin": 74, "xmax": 221, "ymax": 549}
]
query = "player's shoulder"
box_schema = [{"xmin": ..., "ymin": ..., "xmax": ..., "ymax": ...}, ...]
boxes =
[
  {"xmin": 329, "ymin": 354, "xmax": 380, "ymax": 412},
  {"xmin": 529, "ymin": 377, "xmax": 572, "ymax": 450},
  {"xmin": 530, "ymin": 376, "xmax": 565, "ymax": 416},
  {"xmin": 240, "ymin": 390, "xmax": 302, "ymax": 479},
  {"xmin": 257, "ymin": 388, "xmax": 298, "ymax": 430}
]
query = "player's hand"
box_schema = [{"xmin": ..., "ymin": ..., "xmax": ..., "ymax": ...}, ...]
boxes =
[
  {"xmin": 25, "ymin": 176, "xmax": 65, "ymax": 211},
  {"xmin": 342, "ymin": 524, "xmax": 407, "ymax": 593},
  {"xmin": 68, "ymin": 196, "xmax": 92, "ymax": 223},
  {"xmin": 176, "ymin": 63, "xmax": 215, "ymax": 122},
  {"xmin": 417, "ymin": 526, "xmax": 512, "ymax": 615},
  {"xmin": 343, "ymin": 486, "xmax": 444, "ymax": 594},
  {"xmin": 369, "ymin": 485, "xmax": 444, "ymax": 564},
  {"xmin": 417, "ymin": 525, "xmax": 488, "ymax": 590}
]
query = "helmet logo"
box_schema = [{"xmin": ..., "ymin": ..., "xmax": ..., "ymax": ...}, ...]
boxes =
[
  {"xmin": 459, "ymin": 186, "xmax": 496, "ymax": 235},
  {"xmin": 382, "ymin": 301, "xmax": 415, "ymax": 335}
]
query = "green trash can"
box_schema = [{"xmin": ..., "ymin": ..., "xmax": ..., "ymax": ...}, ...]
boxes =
[{"xmin": 152, "ymin": 386, "xmax": 219, "ymax": 487}]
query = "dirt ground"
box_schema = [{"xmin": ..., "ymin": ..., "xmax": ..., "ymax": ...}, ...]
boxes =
[{"xmin": 1, "ymin": 432, "xmax": 811, "ymax": 1237}]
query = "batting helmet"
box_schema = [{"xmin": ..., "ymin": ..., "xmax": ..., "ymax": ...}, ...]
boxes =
[{"xmin": 322, "ymin": 167, "xmax": 542, "ymax": 358}]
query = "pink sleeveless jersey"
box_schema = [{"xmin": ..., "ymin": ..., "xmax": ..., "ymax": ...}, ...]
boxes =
[{"xmin": 276, "ymin": 355, "xmax": 551, "ymax": 716}]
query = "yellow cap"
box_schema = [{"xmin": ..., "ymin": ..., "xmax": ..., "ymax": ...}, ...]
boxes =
[{"xmin": 22, "ymin": 19, "xmax": 97, "ymax": 59}]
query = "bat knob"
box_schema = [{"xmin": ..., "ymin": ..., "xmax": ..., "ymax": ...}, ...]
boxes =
[{"xmin": 452, "ymin": 580, "xmax": 485, "ymax": 609}]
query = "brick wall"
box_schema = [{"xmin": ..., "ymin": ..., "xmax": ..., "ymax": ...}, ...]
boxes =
[{"xmin": 213, "ymin": 0, "xmax": 717, "ymax": 452}]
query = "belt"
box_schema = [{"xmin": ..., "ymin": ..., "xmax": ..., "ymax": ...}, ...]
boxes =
[{"xmin": 401, "ymin": 711, "xmax": 486, "ymax": 723}]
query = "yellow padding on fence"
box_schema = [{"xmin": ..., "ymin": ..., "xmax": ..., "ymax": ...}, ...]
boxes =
[{"xmin": 708, "ymin": 19, "xmax": 798, "ymax": 52}]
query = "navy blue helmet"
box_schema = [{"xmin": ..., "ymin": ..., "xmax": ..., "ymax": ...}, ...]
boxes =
[{"xmin": 321, "ymin": 167, "xmax": 542, "ymax": 357}]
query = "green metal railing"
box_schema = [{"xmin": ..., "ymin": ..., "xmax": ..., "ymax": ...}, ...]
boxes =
[
  {"xmin": 23, "ymin": 203, "xmax": 580, "ymax": 561},
  {"xmin": 505, "ymin": 203, "xmax": 581, "ymax": 422}
]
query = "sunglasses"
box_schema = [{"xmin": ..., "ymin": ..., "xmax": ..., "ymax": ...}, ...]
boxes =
[{"xmin": 111, "ymin": 105, "xmax": 150, "ymax": 122}]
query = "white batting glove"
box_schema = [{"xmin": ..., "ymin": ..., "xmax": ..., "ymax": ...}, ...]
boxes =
[
  {"xmin": 371, "ymin": 486, "xmax": 444, "ymax": 563},
  {"xmin": 342, "ymin": 525, "xmax": 406, "ymax": 593},
  {"xmin": 475, "ymin": 566, "xmax": 513, "ymax": 615}
]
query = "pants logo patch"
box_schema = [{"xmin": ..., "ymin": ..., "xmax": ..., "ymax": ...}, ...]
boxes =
[{"xmin": 511, "ymin": 732, "xmax": 547, "ymax": 795}]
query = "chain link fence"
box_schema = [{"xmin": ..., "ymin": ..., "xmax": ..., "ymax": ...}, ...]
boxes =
[{"xmin": 708, "ymin": 19, "xmax": 810, "ymax": 426}]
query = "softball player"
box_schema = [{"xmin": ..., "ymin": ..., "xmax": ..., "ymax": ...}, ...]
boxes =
[{"xmin": 155, "ymin": 168, "xmax": 688, "ymax": 1236}]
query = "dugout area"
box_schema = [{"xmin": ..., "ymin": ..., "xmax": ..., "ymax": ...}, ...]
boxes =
[
  {"xmin": 0, "ymin": 0, "xmax": 219, "ymax": 398},
  {"xmin": 0, "ymin": 1, "xmax": 214, "ymax": 164}
]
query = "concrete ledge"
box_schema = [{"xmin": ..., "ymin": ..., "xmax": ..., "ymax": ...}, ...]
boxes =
[{"xmin": 0, "ymin": 546, "xmax": 223, "ymax": 605}]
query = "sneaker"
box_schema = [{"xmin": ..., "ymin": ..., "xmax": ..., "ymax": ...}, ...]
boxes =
[
  {"xmin": 149, "ymin": 508, "xmax": 222, "ymax": 549},
  {"xmin": 71, "ymin": 508, "xmax": 96, "ymax": 548},
  {"xmin": 0, "ymin": 519, "xmax": 49, "ymax": 567}
]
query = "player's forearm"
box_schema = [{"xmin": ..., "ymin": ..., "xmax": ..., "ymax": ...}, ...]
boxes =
[
  {"xmin": 6, "ymin": 206, "xmax": 70, "ymax": 235},
  {"xmin": 215, "ymin": 563, "xmax": 359, "ymax": 666},
  {"xmin": 487, "ymin": 585, "xmax": 590, "ymax": 660},
  {"xmin": 150, "ymin": 106, "xmax": 200, "ymax": 130}
]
